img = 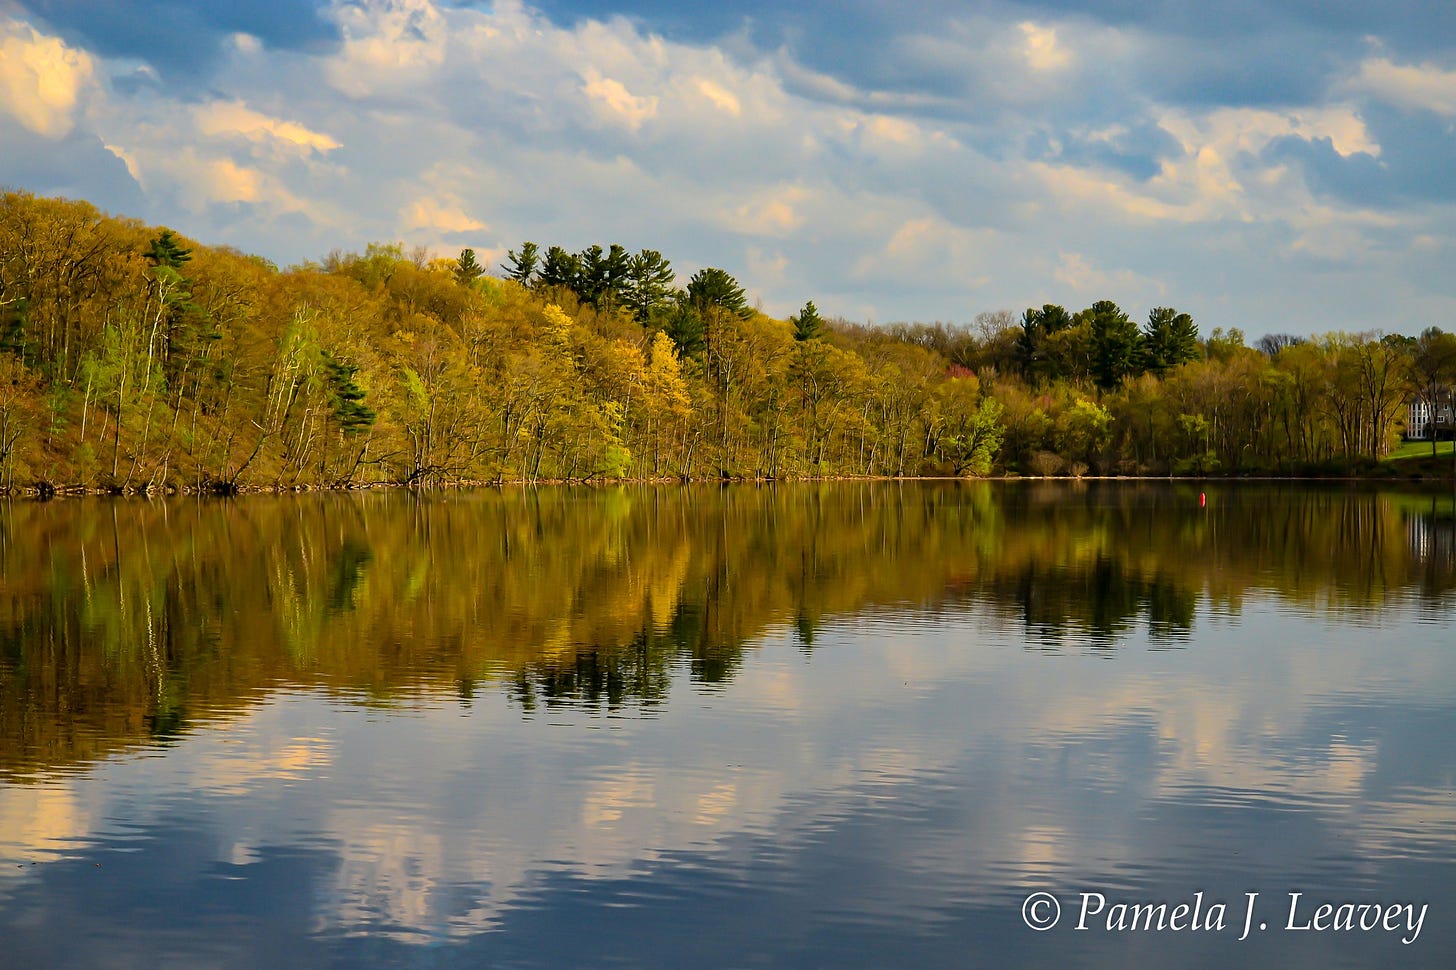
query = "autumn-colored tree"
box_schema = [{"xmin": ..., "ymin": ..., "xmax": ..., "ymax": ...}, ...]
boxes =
[
  {"xmin": 930, "ymin": 377, "xmax": 1004, "ymax": 475},
  {"xmin": 1412, "ymin": 327, "xmax": 1456, "ymax": 455},
  {"xmin": 0, "ymin": 189, "xmax": 1447, "ymax": 492}
]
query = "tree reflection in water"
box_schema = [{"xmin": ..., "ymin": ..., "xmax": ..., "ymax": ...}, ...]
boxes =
[{"xmin": 1, "ymin": 483, "xmax": 1451, "ymax": 777}]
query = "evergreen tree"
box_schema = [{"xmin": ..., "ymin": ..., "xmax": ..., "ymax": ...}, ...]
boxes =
[
  {"xmin": 144, "ymin": 229, "xmax": 192, "ymax": 269},
  {"xmin": 323, "ymin": 351, "xmax": 376, "ymax": 434},
  {"xmin": 663, "ymin": 296, "xmax": 706, "ymax": 360},
  {"xmin": 792, "ymin": 300, "xmax": 825, "ymax": 342},
  {"xmin": 1143, "ymin": 306, "xmax": 1199, "ymax": 374},
  {"xmin": 537, "ymin": 246, "xmax": 581, "ymax": 292},
  {"xmin": 501, "ymin": 242, "xmax": 539, "ymax": 286},
  {"xmin": 686, "ymin": 267, "xmax": 750, "ymax": 318},
  {"xmin": 577, "ymin": 244, "xmax": 606, "ymax": 305},
  {"xmin": 1016, "ymin": 304, "xmax": 1072, "ymax": 384},
  {"xmin": 142, "ymin": 230, "xmax": 211, "ymax": 390},
  {"xmin": 624, "ymin": 249, "xmax": 675, "ymax": 327},
  {"xmin": 162, "ymin": 289, "xmax": 218, "ymax": 386},
  {"xmin": 576, "ymin": 243, "xmax": 630, "ymax": 312},
  {"xmin": 601, "ymin": 243, "xmax": 630, "ymax": 312},
  {"xmin": 454, "ymin": 248, "xmax": 486, "ymax": 286},
  {"xmin": 1082, "ymin": 299, "xmax": 1142, "ymax": 390},
  {"xmin": 0, "ymin": 297, "xmax": 32, "ymax": 364}
]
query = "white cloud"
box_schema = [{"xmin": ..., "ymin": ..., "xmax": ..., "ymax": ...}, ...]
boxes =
[
  {"xmin": 1, "ymin": 1, "xmax": 1449, "ymax": 336},
  {"xmin": 772, "ymin": 49, "xmax": 865, "ymax": 104},
  {"xmin": 581, "ymin": 70, "xmax": 659, "ymax": 130},
  {"xmin": 104, "ymin": 142, "xmax": 144, "ymax": 186},
  {"xmin": 1037, "ymin": 155, "xmax": 1244, "ymax": 226},
  {"xmin": 724, "ymin": 185, "xmax": 809, "ymax": 236},
  {"xmin": 1019, "ymin": 22, "xmax": 1072, "ymax": 72},
  {"xmin": 1347, "ymin": 56, "xmax": 1456, "ymax": 117},
  {"xmin": 231, "ymin": 32, "xmax": 262, "ymax": 55},
  {"xmin": 1024, "ymin": 103, "xmax": 1383, "ymax": 236},
  {"xmin": 400, "ymin": 196, "xmax": 487, "ymax": 234},
  {"xmin": 194, "ymin": 100, "xmax": 341, "ymax": 156},
  {"xmin": 0, "ymin": 18, "xmax": 96, "ymax": 138},
  {"xmin": 105, "ymin": 131, "xmax": 324, "ymax": 222},
  {"xmin": 1053, "ymin": 252, "xmax": 1166, "ymax": 301},
  {"xmin": 200, "ymin": 157, "xmax": 267, "ymax": 204},
  {"xmin": 1160, "ymin": 105, "xmax": 1379, "ymax": 161},
  {"xmin": 837, "ymin": 113, "xmax": 944, "ymax": 155},
  {"xmin": 693, "ymin": 77, "xmax": 741, "ymax": 116},
  {"xmin": 850, "ymin": 212, "xmax": 998, "ymax": 292},
  {"xmin": 328, "ymin": 0, "xmax": 448, "ymax": 96}
]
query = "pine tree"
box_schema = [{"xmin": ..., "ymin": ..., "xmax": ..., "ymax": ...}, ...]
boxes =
[
  {"xmin": 625, "ymin": 249, "xmax": 675, "ymax": 327},
  {"xmin": 0, "ymin": 298, "xmax": 32, "ymax": 364},
  {"xmin": 792, "ymin": 300, "xmax": 824, "ymax": 342},
  {"xmin": 323, "ymin": 352, "xmax": 376, "ymax": 434},
  {"xmin": 1142, "ymin": 307, "xmax": 1199, "ymax": 374},
  {"xmin": 454, "ymin": 248, "xmax": 486, "ymax": 286},
  {"xmin": 144, "ymin": 229, "xmax": 192, "ymax": 269},
  {"xmin": 1082, "ymin": 299, "xmax": 1142, "ymax": 390},
  {"xmin": 686, "ymin": 267, "xmax": 750, "ymax": 318},
  {"xmin": 664, "ymin": 297, "xmax": 706, "ymax": 360},
  {"xmin": 537, "ymin": 246, "xmax": 581, "ymax": 292},
  {"xmin": 595, "ymin": 243, "xmax": 631, "ymax": 312},
  {"xmin": 141, "ymin": 230, "xmax": 210, "ymax": 391},
  {"xmin": 574, "ymin": 244, "xmax": 630, "ymax": 310},
  {"xmin": 1016, "ymin": 304, "xmax": 1072, "ymax": 383},
  {"xmin": 501, "ymin": 242, "xmax": 539, "ymax": 286}
]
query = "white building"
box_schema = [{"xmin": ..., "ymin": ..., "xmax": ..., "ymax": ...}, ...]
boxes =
[{"xmin": 1407, "ymin": 391, "xmax": 1454, "ymax": 440}]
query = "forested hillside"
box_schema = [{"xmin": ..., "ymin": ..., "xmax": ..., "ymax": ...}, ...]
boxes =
[{"xmin": 1, "ymin": 191, "xmax": 1453, "ymax": 491}]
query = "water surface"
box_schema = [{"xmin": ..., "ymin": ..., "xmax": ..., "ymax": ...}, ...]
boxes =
[{"xmin": 1, "ymin": 483, "xmax": 1453, "ymax": 967}]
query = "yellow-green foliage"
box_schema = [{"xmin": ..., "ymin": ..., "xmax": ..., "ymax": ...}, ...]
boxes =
[
  {"xmin": 1, "ymin": 484, "xmax": 1445, "ymax": 775},
  {"xmin": 0, "ymin": 190, "xmax": 1445, "ymax": 488}
]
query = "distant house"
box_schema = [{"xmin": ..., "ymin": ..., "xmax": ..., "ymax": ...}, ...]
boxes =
[{"xmin": 1407, "ymin": 388, "xmax": 1455, "ymax": 440}]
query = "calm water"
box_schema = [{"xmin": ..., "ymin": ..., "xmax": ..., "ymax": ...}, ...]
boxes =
[{"xmin": 1, "ymin": 483, "xmax": 1453, "ymax": 968}]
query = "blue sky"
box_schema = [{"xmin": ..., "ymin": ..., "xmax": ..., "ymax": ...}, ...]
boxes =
[{"xmin": 2, "ymin": 0, "xmax": 1454, "ymax": 337}]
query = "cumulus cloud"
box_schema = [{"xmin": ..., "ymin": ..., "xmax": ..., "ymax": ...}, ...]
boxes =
[
  {"xmin": 0, "ymin": 17, "xmax": 96, "ymax": 137},
  {"xmin": 1347, "ymin": 56, "xmax": 1456, "ymax": 117},
  {"xmin": 1019, "ymin": 22, "xmax": 1071, "ymax": 72},
  {"xmin": 1160, "ymin": 105, "xmax": 1380, "ymax": 161},
  {"xmin": 693, "ymin": 77, "xmax": 741, "ymax": 116},
  {"xmin": 851, "ymin": 214, "xmax": 997, "ymax": 294},
  {"xmin": 724, "ymin": 185, "xmax": 809, "ymax": 236},
  {"xmin": 328, "ymin": 0, "xmax": 448, "ymax": 96},
  {"xmin": 0, "ymin": 0, "xmax": 1452, "ymax": 334},
  {"xmin": 581, "ymin": 70, "xmax": 659, "ymax": 129},
  {"xmin": 400, "ymin": 196, "xmax": 488, "ymax": 234},
  {"xmin": 194, "ymin": 100, "xmax": 341, "ymax": 156}
]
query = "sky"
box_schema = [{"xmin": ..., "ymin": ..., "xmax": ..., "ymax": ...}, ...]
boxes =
[{"xmin": 1, "ymin": 0, "xmax": 1454, "ymax": 337}]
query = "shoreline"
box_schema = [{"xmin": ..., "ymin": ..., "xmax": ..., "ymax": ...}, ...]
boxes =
[{"xmin": 4, "ymin": 468, "xmax": 1452, "ymax": 500}]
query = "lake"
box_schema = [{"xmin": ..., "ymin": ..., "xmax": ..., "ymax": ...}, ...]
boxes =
[{"xmin": 1, "ymin": 483, "xmax": 1453, "ymax": 968}]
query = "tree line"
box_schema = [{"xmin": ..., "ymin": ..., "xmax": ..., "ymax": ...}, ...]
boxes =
[{"xmin": 1, "ymin": 190, "xmax": 1454, "ymax": 491}]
